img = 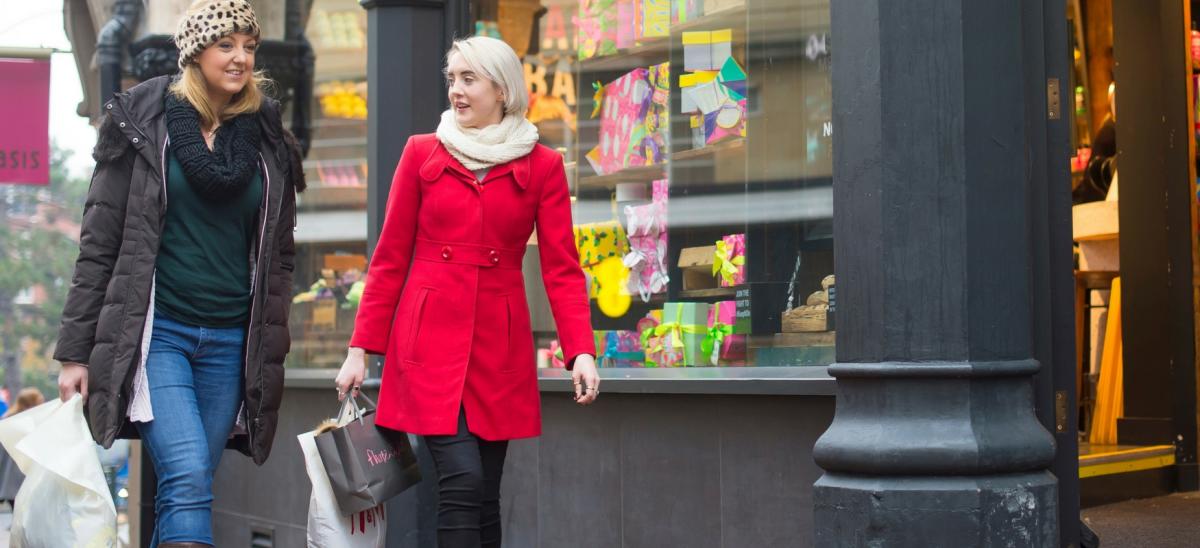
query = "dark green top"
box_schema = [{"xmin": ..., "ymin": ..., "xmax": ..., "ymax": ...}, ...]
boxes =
[{"xmin": 155, "ymin": 148, "xmax": 263, "ymax": 327}]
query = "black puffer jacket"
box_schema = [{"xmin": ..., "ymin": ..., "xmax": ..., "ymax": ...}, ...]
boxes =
[{"xmin": 54, "ymin": 76, "xmax": 300, "ymax": 464}]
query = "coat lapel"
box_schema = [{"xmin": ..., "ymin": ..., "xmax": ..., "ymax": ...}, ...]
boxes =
[{"xmin": 419, "ymin": 140, "xmax": 531, "ymax": 191}]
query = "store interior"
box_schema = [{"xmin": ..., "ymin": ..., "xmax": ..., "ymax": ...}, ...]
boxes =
[{"xmin": 1068, "ymin": 0, "xmax": 1200, "ymax": 505}]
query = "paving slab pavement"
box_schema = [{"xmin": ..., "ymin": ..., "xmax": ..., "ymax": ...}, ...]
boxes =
[{"xmin": 1081, "ymin": 491, "xmax": 1200, "ymax": 547}]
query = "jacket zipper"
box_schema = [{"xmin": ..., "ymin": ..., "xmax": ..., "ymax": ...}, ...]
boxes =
[{"xmin": 244, "ymin": 154, "xmax": 273, "ymax": 448}]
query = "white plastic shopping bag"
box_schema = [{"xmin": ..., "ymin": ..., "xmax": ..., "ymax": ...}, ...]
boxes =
[
  {"xmin": 0, "ymin": 395, "xmax": 117, "ymax": 547},
  {"xmin": 299, "ymin": 423, "xmax": 386, "ymax": 548}
]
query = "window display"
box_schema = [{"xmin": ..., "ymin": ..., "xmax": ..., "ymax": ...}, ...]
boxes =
[
  {"xmin": 482, "ymin": 0, "xmax": 834, "ymax": 368},
  {"xmin": 286, "ymin": 0, "xmax": 370, "ymax": 368}
]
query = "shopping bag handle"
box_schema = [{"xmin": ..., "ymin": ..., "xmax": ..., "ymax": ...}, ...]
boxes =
[{"xmin": 333, "ymin": 391, "xmax": 379, "ymax": 424}]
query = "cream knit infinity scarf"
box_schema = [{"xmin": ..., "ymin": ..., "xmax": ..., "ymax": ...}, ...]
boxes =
[{"xmin": 435, "ymin": 109, "xmax": 539, "ymax": 171}]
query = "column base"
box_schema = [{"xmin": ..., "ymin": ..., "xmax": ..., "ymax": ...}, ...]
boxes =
[{"xmin": 814, "ymin": 471, "xmax": 1058, "ymax": 547}]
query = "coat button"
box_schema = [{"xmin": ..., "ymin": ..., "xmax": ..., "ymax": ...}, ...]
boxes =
[
  {"xmin": 105, "ymin": 103, "xmax": 112, "ymax": 110},
  {"xmin": 441, "ymin": 246, "xmax": 452, "ymax": 260},
  {"xmin": 132, "ymin": 137, "xmax": 139, "ymax": 144},
  {"xmin": 119, "ymin": 122, "xmax": 126, "ymax": 128},
  {"xmin": 489, "ymin": 249, "xmax": 500, "ymax": 265}
]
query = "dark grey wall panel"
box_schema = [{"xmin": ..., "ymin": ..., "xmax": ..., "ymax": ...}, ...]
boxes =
[
  {"xmin": 504, "ymin": 393, "xmax": 835, "ymax": 548},
  {"xmin": 620, "ymin": 397, "xmax": 723, "ymax": 548},
  {"xmin": 209, "ymin": 385, "xmax": 834, "ymax": 547}
]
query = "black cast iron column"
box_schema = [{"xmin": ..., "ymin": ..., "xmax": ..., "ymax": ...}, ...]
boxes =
[{"xmin": 812, "ymin": 1, "xmax": 1060, "ymax": 545}]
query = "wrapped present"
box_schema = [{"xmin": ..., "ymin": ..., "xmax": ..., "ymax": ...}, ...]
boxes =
[
  {"xmin": 658, "ymin": 302, "xmax": 712, "ymax": 366},
  {"xmin": 683, "ymin": 29, "xmax": 732, "ymax": 71},
  {"xmin": 575, "ymin": 221, "xmax": 630, "ymax": 266},
  {"xmin": 652, "ymin": 178, "xmax": 669, "ymax": 203},
  {"xmin": 591, "ymin": 68, "xmax": 652, "ymax": 175},
  {"xmin": 710, "ymin": 29, "xmax": 733, "ymax": 69},
  {"xmin": 641, "ymin": 0, "xmax": 670, "ymax": 39},
  {"xmin": 576, "ymin": 0, "xmax": 619, "ymax": 60},
  {"xmin": 638, "ymin": 62, "xmax": 671, "ymax": 165},
  {"xmin": 679, "ymin": 71, "xmax": 717, "ymax": 113},
  {"xmin": 598, "ymin": 330, "xmax": 645, "ymax": 368},
  {"xmin": 575, "ymin": 221, "xmax": 631, "ymax": 298},
  {"xmin": 616, "ymin": 0, "xmax": 637, "ymax": 49},
  {"xmin": 690, "ymin": 114, "xmax": 706, "ymax": 148},
  {"xmin": 672, "ymin": 0, "xmax": 703, "ymax": 23},
  {"xmin": 683, "ymin": 31, "xmax": 713, "ymax": 71},
  {"xmin": 638, "ymin": 311, "xmax": 677, "ymax": 367},
  {"xmin": 688, "ymin": 80, "xmax": 726, "ymax": 115},
  {"xmin": 704, "ymin": 300, "xmax": 748, "ymax": 366},
  {"xmin": 704, "ymin": 98, "xmax": 747, "ymax": 144},
  {"xmin": 623, "ymin": 197, "xmax": 668, "ymax": 301},
  {"xmin": 717, "ymin": 56, "xmax": 747, "ymax": 100},
  {"xmin": 714, "ymin": 233, "xmax": 746, "ymax": 287}
]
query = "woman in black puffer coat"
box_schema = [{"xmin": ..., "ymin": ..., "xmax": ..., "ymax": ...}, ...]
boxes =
[{"xmin": 54, "ymin": 1, "xmax": 303, "ymax": 546}]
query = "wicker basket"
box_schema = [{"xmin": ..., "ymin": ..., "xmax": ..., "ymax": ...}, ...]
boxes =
[{"xmin": 498, "ymin": 0, "xmax": 542, "ymax": 57}]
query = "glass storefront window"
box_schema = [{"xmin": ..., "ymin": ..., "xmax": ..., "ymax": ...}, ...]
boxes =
[
  {"xmin": 479, "ymin": 0, "xmax": 834, "ymax": 369},
  {"xmin": 286, "ymin": 0, "xmax": 369, "ymax": 369}
]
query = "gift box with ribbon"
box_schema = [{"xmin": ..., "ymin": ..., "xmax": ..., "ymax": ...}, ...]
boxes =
[
  {"xmin": 657, "ymin": 302, "xmax": 712, "ymax": 366},
  {"xmin": 637, "ymin": 310, "xmax": 670, "ymax": 367},
  {"xmin": 713, "ymin": 233, "xmax": 746, "ymax": 287},
  {"xmin": 624, "ymin": 178, "xmax": 669, "ymax": 302},
  {"xmin": 705, "ymin": 300, "xmax": 748, "ymax": 366}
]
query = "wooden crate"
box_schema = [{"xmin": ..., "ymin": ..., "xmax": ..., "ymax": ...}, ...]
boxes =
[{"xmin": 678, "ymin": 245, "xmax": 718, "ymax": 291}]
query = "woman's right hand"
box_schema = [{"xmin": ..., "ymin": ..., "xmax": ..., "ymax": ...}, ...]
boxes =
[
  {"xmin": 335, "ymin": 348, "xmax": 367, "ymax": 401},
  {"xmin": 58, "ymin": 363, "xmax": 88, "ymax": 402}
]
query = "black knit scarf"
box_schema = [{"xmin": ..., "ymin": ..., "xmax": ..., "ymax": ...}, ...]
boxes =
[{"xmin": 165, "ymin": 93, "xmax": 262, "ymax": 202}]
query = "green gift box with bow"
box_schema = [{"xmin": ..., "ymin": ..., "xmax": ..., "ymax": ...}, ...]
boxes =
[{"xmin": 660, "ymin": 301, "xmax": 712, "ymax": 366}]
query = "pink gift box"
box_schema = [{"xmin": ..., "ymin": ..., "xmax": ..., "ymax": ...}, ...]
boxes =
[
  {"xmin": 704, "ymin": 98, "xmax": 747, "ymax": 145},
  {"xmin": 623, "ymin": 178, "xmax": 669, "ymax": 302},
  {"xmin": 706, "ymin": 300, "xmax": 747, "ymax": 365},
  {"xmin": 717, "ymin": 233, "xmax": 746, "ymax": 287},
  {"xmin": 594, "ymin": 68, "xmax": 652, "ymax": 175}
]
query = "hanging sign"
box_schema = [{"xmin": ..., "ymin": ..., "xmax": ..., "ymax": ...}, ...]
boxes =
[{"xmin": 0, "ymin": 56, "xmax": 51, "ymax": 186}]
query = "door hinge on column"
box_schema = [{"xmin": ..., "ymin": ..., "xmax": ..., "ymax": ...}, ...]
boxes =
[
  {"xmin": 1055, "ymin": 390, "xmax": 1068, "ymax": 433},
  {"xmin": 1048, "ymin": 78, "xmax": 1061, "ymax": 120}
]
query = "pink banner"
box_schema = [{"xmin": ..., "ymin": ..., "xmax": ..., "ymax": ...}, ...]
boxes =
[{"xmin": 0, "ymin": 57, "xmax": 51, "ymax": 186}]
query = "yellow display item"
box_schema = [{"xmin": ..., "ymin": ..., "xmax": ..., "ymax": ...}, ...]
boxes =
[
  {"xmin": 593, "ymin": 256, "xmax": 632, "ymax": 318},
  {"xmin": 1089, "ymin": 277, "xmax": 1123, "ymax": 446}
]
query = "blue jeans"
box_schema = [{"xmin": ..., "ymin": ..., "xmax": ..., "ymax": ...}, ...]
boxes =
[{"xmin": 134, "ymin": 313, "xmax": 244, "ymax": 547}]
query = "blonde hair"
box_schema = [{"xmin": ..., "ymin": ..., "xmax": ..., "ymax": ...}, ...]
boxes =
[
  {"xmin": 169, "ymin": 1, "xmax": 271, "ymax": 128},
  {"xmin": 4, "ymin": 388, "xmax": 44, "ymax": 418},
  {"xmin": 446, "ymin": 36, "xmax": 529, "ymax": 117}
]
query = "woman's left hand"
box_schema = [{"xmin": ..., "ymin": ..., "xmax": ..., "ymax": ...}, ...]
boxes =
[{"xmin": 572, "ymin": 355, "xmax": 600, "ymax": 405}]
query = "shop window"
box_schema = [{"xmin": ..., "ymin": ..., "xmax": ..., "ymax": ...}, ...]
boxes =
[
  {"xmin": 286, "ymin": 0, "xmax": 369, "ymax": 369},
  {"xmin": 477, "ymin": 0, "xmax": 835, "ymax": 369}
]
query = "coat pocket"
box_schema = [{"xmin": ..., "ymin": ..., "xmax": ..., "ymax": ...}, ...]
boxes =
[{"xmin": 402, "ymin": 287, "xmax": 433, "ymax": 368}]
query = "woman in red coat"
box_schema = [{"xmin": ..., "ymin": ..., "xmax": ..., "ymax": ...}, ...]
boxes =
[{"xmin": 336, "ymin": 36, "xmax": 600, "ymax": 547}]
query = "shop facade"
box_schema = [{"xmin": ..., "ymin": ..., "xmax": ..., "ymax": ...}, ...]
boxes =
[{"xmin": 70, "ymin": 0, "xmax": 1200, "ymax": 546}]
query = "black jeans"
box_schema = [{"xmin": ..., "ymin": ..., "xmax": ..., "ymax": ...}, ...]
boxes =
[{"xmin": 423, "ymin": 409, "xmax": 510, "ymax": 548}]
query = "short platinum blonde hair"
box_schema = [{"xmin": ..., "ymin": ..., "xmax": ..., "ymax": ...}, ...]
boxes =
[{"xmin": 446, "ymin": 36, "xmax": 528, "ymax": 117}]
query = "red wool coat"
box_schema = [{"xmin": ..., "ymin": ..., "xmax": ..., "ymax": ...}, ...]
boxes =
[{"xmin": 350, "ymin": 134, "xmax": 595, "ymax": 440}]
